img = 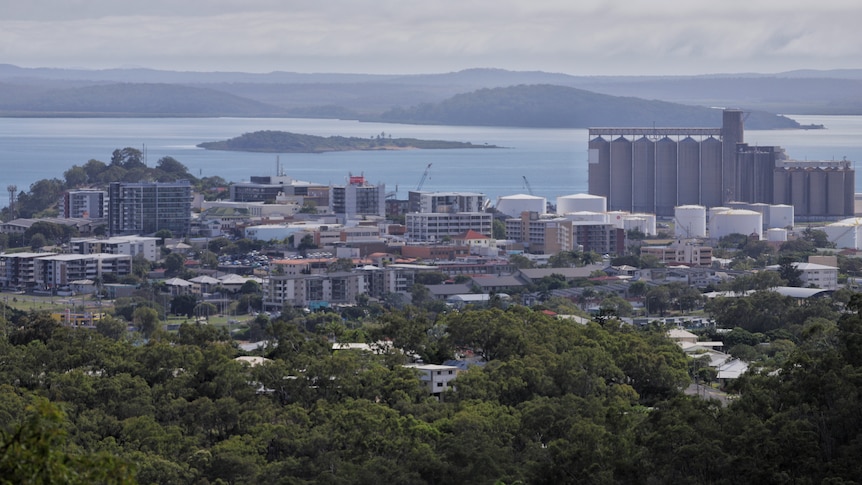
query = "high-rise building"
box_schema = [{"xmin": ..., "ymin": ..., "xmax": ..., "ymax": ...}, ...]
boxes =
[
  {"xmin": 329, "ymin": 175, "xmax": 385, "ymax": 222},
  {"xmin": 108, "ymin": 181, "xmax": 192, "ymax": 236},
  {"xmin": 587, "ymin": 109, "xmax": 854, "ymax": 219},
  {"xmin": 407, "ymin": 191, "xmax": 487, "ymax": 213},
  {"xmin": 61, "ymin": 190, "xmax": 108, "ymax": 219}
]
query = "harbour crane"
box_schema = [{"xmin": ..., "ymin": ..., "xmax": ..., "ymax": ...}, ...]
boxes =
[
  {"xmin": 522, "ymin": 175, "xmax": 533, "ymax": 195},
  {"xmin": 416, "ymin": 163, "xmax": 432, "ymax": 191}
]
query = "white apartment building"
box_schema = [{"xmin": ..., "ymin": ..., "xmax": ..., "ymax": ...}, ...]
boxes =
[
  {"xmin": 71, "ymin": 236, "xmax": 159, "ymax": 262},
  {"xmin": 405, "ymin": 212, "xmax": 492, "ymax": 242}
]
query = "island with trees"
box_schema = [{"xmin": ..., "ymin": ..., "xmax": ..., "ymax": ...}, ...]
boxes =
[{"xmin": 197, "ymin": 130, "xmax": 500, "ymax": 153}]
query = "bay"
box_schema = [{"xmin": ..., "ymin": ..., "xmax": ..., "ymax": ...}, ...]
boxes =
[{"xmin": 0, "ymin": 115, "xmax": 860, "ymax": 209}]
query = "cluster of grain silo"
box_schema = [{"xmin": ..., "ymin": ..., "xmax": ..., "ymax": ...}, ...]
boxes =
[
  {"xmin": 709, "ymin": 209, "xmax": 763, "ymax": 240},
  {"xmin": 556, "ymin": 193, "xmax": 607, "ymax": 214},
  {"xmin": 495, "ymin": 194, "xmax": 546, "ymax": 218},
  {"xmin": 823, "ymin": 218, "xmax": 862, "ymax": 249},
  {"xmin": 674, "ymin": 205, "xmax": 707, "ymax": 239},
  {"xmin": 772, "ymin": 160, "xmax": 855, "ymax": 219}
]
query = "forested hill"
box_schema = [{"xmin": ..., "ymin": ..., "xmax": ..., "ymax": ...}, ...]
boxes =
[
  {"xmin": 0, "ymin": 82, "xmax": 283, "ymax": 117},
  {"xmin": 378, "ymin": 84, "xmax": 801, "ymax": 130},
  {"xmin": 197, "ymin": 130, "xmax": 500, "ymax": 153}
]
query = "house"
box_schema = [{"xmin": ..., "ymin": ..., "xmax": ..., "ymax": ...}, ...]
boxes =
[{"xmin": 404, "ymin": 363, "xmax": 460, "ymax": 398}]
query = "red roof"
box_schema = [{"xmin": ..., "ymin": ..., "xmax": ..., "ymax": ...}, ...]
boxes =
[{"xmin": 454, "ymin": 230, "xmax": 490, "ymax": 240}]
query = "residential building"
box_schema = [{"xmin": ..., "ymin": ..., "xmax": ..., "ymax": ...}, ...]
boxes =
[
  {"xmin": 505, "ymin": 211, "xmax": 625, "ymax": 255},
  {"xmin": 329, "ymin": 175, "xmax": 386, "ymax": 222},
  {"xmin": 404, "ymin": 363, "xmax": 460, "ymax": 397},
  {"xmin": 405, "ymin": 212, "xmax": 492, "ymax": 242},
  {"xmin": 766, "ymin": 261, "xmax": 839, "ymax": 290},
  {"xmin": 0, "ymin": 252, "xmax": 56, "ymax": 289},
  {"xmin": 61, "ymin": 190, "xmax": 108, "ymax": 219},
  {"xmin": 640, "ymin": 239, "xmax": 713, "ymax": 267},
  {"xmin": 108, "ymin": 180, "xmax": 192, "ymax": 236},
  {"xmin": 70, "ymin": 236, "xmax": 159, "ymax": 262},
  {"xmin": 35, "ymin": 253, "xmax": 131, "ymax": 289},
  {"xmin": 408, "ymin": 191, "xmax": 487, "ymax": 214},
  {"xmin": 262, "ymin": 272, "xmax": 365, "ymax": 309}
]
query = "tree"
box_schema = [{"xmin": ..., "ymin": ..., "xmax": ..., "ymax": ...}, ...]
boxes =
[
  {"xmin": 0, "ymin": 397, "xmax": 135, "ymax": 484},
  {"xmin": 134, "ymin": 306, "xmax": 161, "ymax": 337},
  {"xmin": 493, "ymin": 219, "xmax": 507, "ymax": 239},
  {"xmin": 164, "ymin": 252, "xmax": 186, "ymax": 277},
  {"xmin": 509, "ymin": 254, "xmax": 535, "ymax": 269},
  {"xmin": 63, "ymin": 165, "xmax": 89, "ymax": 187},
  {"xmin": 171, "ymin": 294, "xmax": 199, "ymax": 318},
  {"xmin": 778, "ymin": 257, "xmax": 803, "ymax": 287},
  {"xmin": 239, "ymin": 280, "xmax": 261, "ymax": 294},
  {"xmin": 645, "ymin": 286, "xmax": 671, "ymax": 316},
  {"xmin": 29, "ymin": 232, "xmax": 47, "ymax": 251},
  {"xmin": 154, "ymin": 229, "xmax": 173, "ymax": 244},
  {"xmin": 110, "ymin": 147, "xmax": 145, "ymax": 169}
]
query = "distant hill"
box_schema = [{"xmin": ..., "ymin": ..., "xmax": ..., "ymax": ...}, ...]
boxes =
[
  {"xmin": 0, "ymin": 82, "xmax": 284, "ymax": 117},
  {"xmin": 1, "ymin": 64, "xmax": 858, "ymax": 122},
  {"xmin": 377, "ymin": 84, "xmax": 800, "ymax": 129}
]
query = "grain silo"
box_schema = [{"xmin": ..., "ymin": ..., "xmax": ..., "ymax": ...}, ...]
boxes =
[
  {"xmin": 766, "ymin": 228, "xmax": 788, "ymax": 242},
  {"xmin": 677, "ymin": 137, "xmax": 701, "ymax": 205},
  {"xmin": 790, "ymin": 170, "xmax": 808, "ymax": 216},
  {"xmin": 709, "ymin": 209, "xmax": 763, "ymax": 240},
  {"xmin": 609, "ymin": 136, "xmax": 633, "ymax": 211},
  {"xmin": 632, "ymin": 137, "xmax": 656, "ymax": 213},
  {"xmin": 655, "ymin": 137, "xmax": 678, "ymax": 216},
  {"xmin": 496, "ymin": 194, "xmax": 547, "ymax": 218},
  {"xmin": 556, "ymin": 193, "xmax": 607, "ymax": 214},
  {"xmin": 827, "ymin": 170, "xmax": 848, "ymax": 217},
  {"xmin": 674, "ymin": 205, "xmax": 707, "ymax": 238},
  {"xmin": 588, "ymin": 137, "xmax": 610, "ymax": 200},
  {"xmin": 809, "ymin": 170, "xmax": 827, "ymax": 216},
  {"xmin": 824, "ymin": 218, "xmax": 862, "ymax": 249},
  {"xmin": 701, "ymin": 137, "xmax": 723, "ymax": 207}
]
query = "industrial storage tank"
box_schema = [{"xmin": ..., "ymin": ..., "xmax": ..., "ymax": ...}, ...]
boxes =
[
  {"xmin": 766, "ymin": 228, "xmax": 788, "ymax": 242},
  {"xmin": 632, "ymin": 137, "xmax": 656, "ymax": 214},
  {"xmin": 556, "ymin": 193, "xmax": 607, "ymax": 214},
  {"xmin": 768, "ymin": 204, "xmax": 794, "ymax": 229},
  {"xmin": 809, "ymin": 170, "xmax": 827, "ymax": 216},
  {"xmin": 827, "ymin": 170, "xmax": 847, "ymax": 216},
  {"xmin": 623, "ymin": 216, "xmax": 650, "ymax": 236},
  {"xmin": 564, "ymin": 211, "xmax": 608, "ymax": 223},
  {"xmin": 709, "ymin": 209, "xmax": 763, "ymax": 240},
  {"xmin": 495, "ymin": 194, "xmax": 547, "ymax": 218},
  {"xmin": 824, "ymin": 218, "xmax": 862, "ymax": 249},
  {"xmin": 629, "ymin": 213, "xmax": 657, "ymax": 235},
  {"xmin": 674, "ymin": 205, "xmax": 707, "ymax": 239},
  {"xmin": 606, "ymin": 211, "xmax": 631, "ymax": 229}
]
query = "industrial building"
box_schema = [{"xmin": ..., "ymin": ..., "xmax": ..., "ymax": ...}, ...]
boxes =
[{"xmin": 587, "ymin": 109, "xmax": 854, "ymax": 219}]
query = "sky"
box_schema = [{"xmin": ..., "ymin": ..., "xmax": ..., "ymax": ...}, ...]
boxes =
[{"xmin": 1, "ymin": 0, "xmax": 861, "ymax": 76}]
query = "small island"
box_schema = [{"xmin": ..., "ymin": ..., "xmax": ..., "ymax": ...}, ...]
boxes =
[{"xmin": 197, "ymin": 130, "xmax": 501, "ymax": 153}]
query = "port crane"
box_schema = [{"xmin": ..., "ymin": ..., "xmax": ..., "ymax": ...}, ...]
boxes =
[
  {"xmin": 522, "ymin": 175, "xmax": 534, "ymax": 195},
  {"xmin": 416, "ymin": 163, "xmax": 432, "ymax": 191}
]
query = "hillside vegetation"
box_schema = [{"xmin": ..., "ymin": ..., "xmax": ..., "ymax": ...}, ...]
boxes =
[{"xmin": 197, "ymin": 130, "xmax": 500, "ymax": 153}]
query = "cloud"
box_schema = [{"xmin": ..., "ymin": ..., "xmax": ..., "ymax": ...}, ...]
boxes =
[{"xmin": 1, "ymin": 0, "xmax": 861, "ymax": 74}]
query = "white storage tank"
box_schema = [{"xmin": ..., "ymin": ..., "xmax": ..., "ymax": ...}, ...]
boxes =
[
  {"xmin": 496, "ymin": 194, "xmax": 547, "ymax": 218},
  {"xmin": 629, "ymin": 213, "xmax": 657, "ymax": 235},
  {"xmin": 766, "ymin": 228, "xmax": 788, "ymax": 242},
  {"xmin": 824, "ymin": 218, "xmax": 862, "ymax": 249},
  {"xmin": 606, "ymin": 211, "xmax": 630, "ymax": 229},
  {"xmin": 623, "ymin": 216, "xmax": 649, "ymax": 235},
  {"xmin": 709, "ymin": 209, "xmax": 763, "ymax": 240},
  {"xmin": 768, "ymin": 204, "xmax": 794, "ymax": 229},
  {"xmin": 556, "ymin": 193, "xmax": 607, "ymax": 214},
  {"xmin": 674, "ymin": 205, "xmax": 707, "ymax": 238},
  {"xmin": 564, "ymin": 211, "xmax": 608, "ymax": 223}
]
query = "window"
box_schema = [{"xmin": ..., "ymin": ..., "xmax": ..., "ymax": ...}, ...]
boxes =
[{"xmin": 436, "ymin": 382, "xmax": 443, "ymax": 387}]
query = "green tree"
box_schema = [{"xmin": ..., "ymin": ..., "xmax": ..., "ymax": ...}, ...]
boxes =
[
  {"xmin": 778, "ymin": 257, "xmax": 803, "ymax": 287},
  {"xmin": 163, "ymin": 252, "xmax": 186, "ymax": 277},
  {"xmin": 134, "ymin": 306, "xmax": 161, "ymax": 337},
  {"xmin": 63, "ymin": 165, "xmax": 89, "ymax": 187}
]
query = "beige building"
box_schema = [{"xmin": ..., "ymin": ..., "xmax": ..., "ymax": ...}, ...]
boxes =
[{"xmin": 640, "ymin": 239, "xmax": 713, "ymax": 267}]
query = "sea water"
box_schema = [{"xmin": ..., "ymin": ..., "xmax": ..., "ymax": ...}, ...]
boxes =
[{"xmin": 0, "ymin": 115, "xmax": 860, "ymax": 208}]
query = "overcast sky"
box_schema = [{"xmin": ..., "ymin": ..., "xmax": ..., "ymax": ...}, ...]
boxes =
[{"xmin": 2, "ymin": 0, "xmax": 860, "ymax": 75}]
